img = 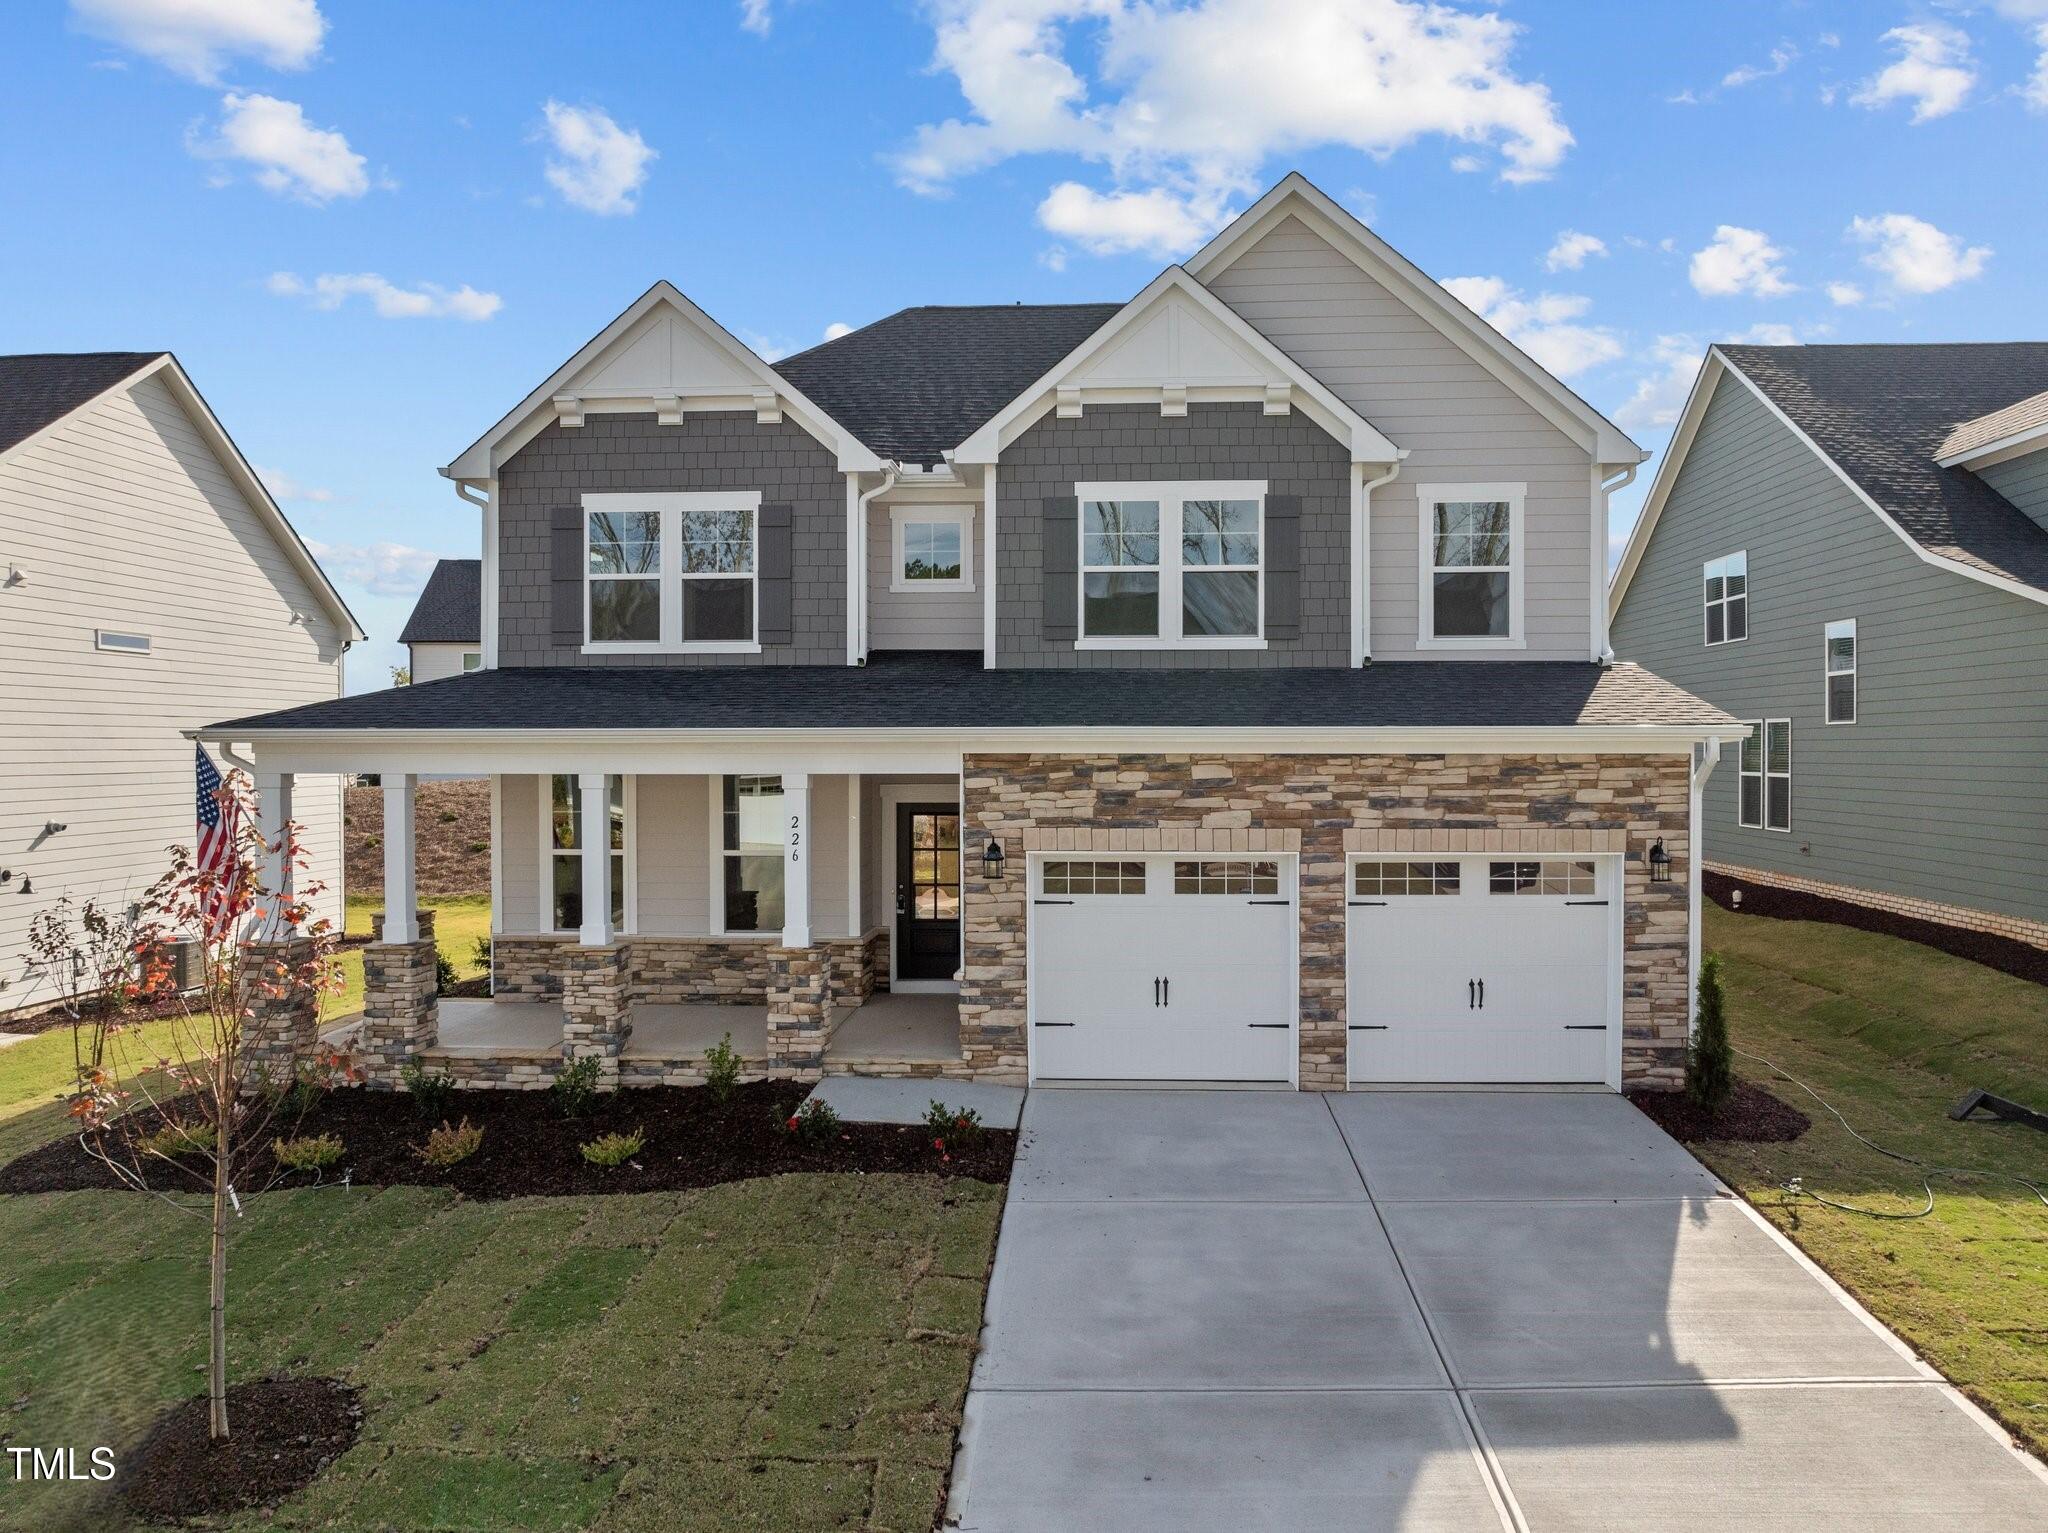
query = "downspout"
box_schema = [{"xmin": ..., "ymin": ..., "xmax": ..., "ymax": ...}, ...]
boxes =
[
  {"xmin": 1595, "ymin": 463, "xmax": 1640, "ymax": 665},
  {"xmin": 851, "ymin": 464, "xmax": 899, "ymax": 665},
  {"xmin": 1687, "ymin": 738, "xmax": 1724, "ymax": 1038},
  {"xmin": 1355, "ymin": 460, "xmax": 1402, "ymax": 666},
  {"xmin": 455, "ymin": 478, "xmax": 496, "ymax": 670}
]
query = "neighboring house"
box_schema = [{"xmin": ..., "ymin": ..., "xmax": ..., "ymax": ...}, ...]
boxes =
[
  {"xmin": 200, "ymin": 174, "xmax": 1738, "ymax": 1097},
  {"xmin": 400, "ymin": 558, "xmax": 482, "ymax": 682},
  {"xmin": 0, "ymin": 352, "xmax": 361, "ymax": 1013},
  {"xmin": 1610, "ymin": 342, "xmax": 2048, "ymax": 949}
]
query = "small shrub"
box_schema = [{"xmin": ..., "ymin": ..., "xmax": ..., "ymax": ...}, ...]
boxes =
[
  {"xmin": 138, "ymin": 1117, "xmax": 212, "ymax": 1159},
  {"xmin": 418, "ymin": 1118, "xmax": 483, "ymax": 1168},
  {"xmin": 273, "ymin": 1134, "xmax": 344, "ymax": 1173},
  {"xmin": 438, "ymin": 809, "xmax": 461, "ymax": 824},
  {"xmin": 399, "ymin": 1058, "xmax": 456, "ymax": 1121},
  {"xmin": 435, "ymin": 950, "xmax": 458, "ymax": 995},
  {"xmin": 580, "ymin": 1128, "xmax": 645, "ymax": 1169},
  {"xmin": 1687, "ymin": 952, "xmax": 1735, "ymax": 1114},
  {"xmin": 703, "ymin": 1032, "xmax": 742, "ymax": 1102},
  {"xmin": 552, "ymin": 1056, "xmax": 601, "ymax": 1118},
  {"xmin": 783, "ymin": 1095, "xmax": 841, "ymax": 1145},
  {"xmin": 923, "ymin": 1099, "xmax": 984, "ymax": 1153},
  {"xmin": 362, "ymin": 833, "xmax": 381, "ymax": 850},
  {"xmin": 471, "ymin": 934, "xmax": 493, "ymax": 972},
  {"xmin": 466, "ymin": 839, "xmax": 489, "ymax": 854}
]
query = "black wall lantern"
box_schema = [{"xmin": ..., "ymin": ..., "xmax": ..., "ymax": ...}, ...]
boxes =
[
  {"xmin": 981, "ymin": 835, "xmax": 1007, "ymax": 882},
  {"xmin": 1647, "ymin": 838, "xmax": 1672, "ymax": 884}
]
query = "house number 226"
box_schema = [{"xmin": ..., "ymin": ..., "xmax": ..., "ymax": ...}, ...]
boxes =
[{"xmin": 788, "ymin": 815, "xmax": 802, "ymax": 862}]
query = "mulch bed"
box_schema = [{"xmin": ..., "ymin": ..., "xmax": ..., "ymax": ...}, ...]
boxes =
[
  {"xmin": 119, "ymin": 1376, "xmax": 361, "ymax": 1525},
  {"xmin": 1705, "ymin": 870, "xmax": 2048, "ymax": 987},
  {"xmin": 0, "ymin": 990, "xmax": 196, "ymax": 1039},
  {"xmin": 1629, "ymin": 1079, "xmax": 1811, "ymax": 1144},
  {"xmin": 0, "ymin": 1080, "xmax": 1015, "ymax": 1198}
]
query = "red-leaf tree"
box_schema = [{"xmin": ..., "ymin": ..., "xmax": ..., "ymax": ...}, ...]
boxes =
[{"xmin": 64, "ymin": 767, "xmax": 353, "ymax": 1441}]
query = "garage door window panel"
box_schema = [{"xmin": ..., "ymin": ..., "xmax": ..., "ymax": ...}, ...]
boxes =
[
  {"xmin": 1354, "ymin": 861, "xmax": 1461, "ymax": 897},
  {"xmin": 1488, "ymin": 860, "xmax": 1597, "ymax": 896},
  {"xmin": 1042, "ymin": 859, "xmax": 1146, "ymax": 895},
  {"xmin": 1173, "ymin": 859, "xmax": 1280, "ymax": 895}
]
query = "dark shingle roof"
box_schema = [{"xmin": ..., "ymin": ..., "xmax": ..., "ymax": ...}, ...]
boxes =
[
  {"xmin": 399, "ymin": 558, "xmax": 482, "ymax": 644},
  {"xmin": 0, "ymin": 352, "xmax": 165, "ymax": 456},
  {"xmin": 1718, "ymin": 343, "xmax": 2048, "ymax": 592},
  {"xmin": 777, "ymin": 305, "xmax": 1123, "ymax": 466},
  {"xmin": 208, "ymin": 652, "xmax": 1735, "ymax": 735}
]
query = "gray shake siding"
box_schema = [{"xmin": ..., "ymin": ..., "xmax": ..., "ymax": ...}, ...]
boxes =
[
  {"xmin": 497, "ymin": 411, "xmax": 844, "ymax": 666},
  {"xmin": 1981, "ymin": 453, "xmax": 2048, "ymax": 532},
  {"xmin": 996, "ymin": 402, "xmax": 1350, "ymax": 667},
  {"xmin": 1611, "ymin": 371, "xmax": 2048, "ymax": 930}
]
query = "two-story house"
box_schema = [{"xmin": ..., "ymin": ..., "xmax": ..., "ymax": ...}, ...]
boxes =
[
  {"xmin": 201, "ymin": 174, "xmax": 1738, "ymax": 1096},
  {"xmin": 1610, "ymin": 343, "xmax": 2048, "ymax": 952},
  {"xmin": 401, "ymin": 558, "xmax": 483, "ymax": 682}
]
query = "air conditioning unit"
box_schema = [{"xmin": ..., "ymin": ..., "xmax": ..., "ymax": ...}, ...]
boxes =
[{"xmin": 164, "ymin": 938, "xmax": 205, "ymax": 997}]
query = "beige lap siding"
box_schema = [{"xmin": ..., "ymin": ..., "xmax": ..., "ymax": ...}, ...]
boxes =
[{"xmin": 961, "ymin": 753, "xmax": 1692, "ymax": 1091}]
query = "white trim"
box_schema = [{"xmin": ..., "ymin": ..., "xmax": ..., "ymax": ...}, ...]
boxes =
[
  {"xmin": 581, "ymin": 490, "xmax": 762, "ymax": 655},
  {"xmin": 1186, "ymin": 173, "xmax": 1642, "ymax": 466},
  {"xmin": 1414, "ymin": 481, "xmax": 1525, "ymax": 650},
  {"xmin": 880, "ymin": 784, "xmax": 964, "ymax": 993},
  {"xmin": 845, "ymin": 775, "xmax": 863, "ymax": 943},
  {"xmin": 982, "ymin": 463, "xmax": 999, "ymax": 666},
  {"xmin": 1703, "ymin": 549, "xmax": 1748, "ymax": 648},
  {"xmin": 1075, "ymin": 479, "xmax": 1268, "ymax": 648},
  {"xmin": 1824, "ymin": 617, "xmax": 1858, "ymax": 725},
  {"xmin": 442, "ymin": 280, "xmax": 881, "ymax": 479},
  {"xmin": 488, "ymin": 773, "xmax": 504, "ymax": 941},
  {"xmin": 1688, "ymin": 739, "xmax": 1720, "ymax": 1037},
  {"xmin": 888, "ymin": 503, "xmax": 975, "ymax": 593},
  {"xmin": 1610, "ymin": 350, "xmax": 2048, "ymax": 616},
  {"xmin": 540, "ymin": 772, "xmax": 631, "ymax": 938},
  {"xmin": 953, "ymin": 266, "xmax": 1401, "ymax": 466},
  {"xmin": 479, "ymin": 480, "xmax": 499, "ymax": 669}
]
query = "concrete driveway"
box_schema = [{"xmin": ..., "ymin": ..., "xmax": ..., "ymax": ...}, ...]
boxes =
[{"xmin": 946, "ymin": 1089, "xmax": 2048, "ymax": 1531}]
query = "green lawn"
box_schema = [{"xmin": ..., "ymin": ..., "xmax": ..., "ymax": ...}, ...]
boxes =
[{"xmin": 1698, "ymin": 903, "xmax": 2048, "ymax": 1458}]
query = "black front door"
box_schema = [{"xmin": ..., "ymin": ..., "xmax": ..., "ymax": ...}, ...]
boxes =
[{"xmin": 896, "ymin": 803, "xmax": 961, "ymax": 982}]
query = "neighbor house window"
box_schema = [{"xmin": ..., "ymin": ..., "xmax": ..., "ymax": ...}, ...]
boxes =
[
  {"xmin": 583, "ymin": 492, "xmax": 760, "ymax": 651},
  {"xmin": 547, "ymin": 775, "xmax": 625, "ymax": 932},
  {"xmin": 1076, "ymin": 481, "xmax": 1264, "ymax": 646},
  {"xmin": 1737, "ymin": 721, "xmax": 1763, "ymax": 828},
  {"xmin": 461, "ymin": 652, "xmax": 482, "ymax": 672},
  {"xmin": 719, "ymin": 775, "xmax": 784, "ymax": 932},
  {"xmin": 1740, "ymin": 720, "xmax": 1791, "ymax": 830},
  {"xmin": 1825, "ymin": 619, "xmax": 1856, "ymax": 723},
  {"xmin": 94, "ymin": 630, "xmax": 152, "ymax": 654},
  {"xmin": 890, "ymin": 506, "xmax": 973, "ymax": 592},
  {"xmin": 1704, "ymin": 551, "xmax": 1747, "ymax": 646},
  {"xmin": 1420, "ymin": 484, "xmax": 1522, "ymax": 645}
]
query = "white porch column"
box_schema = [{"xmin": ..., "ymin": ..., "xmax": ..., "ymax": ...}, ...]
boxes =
[
  {"xmin": 782, "ymin": 770, "xmax": 811, "ymax": 948},
  {"xmin": 845, "ymin": 775, "xmax": 862, "ymax": 938},
  {"xmin": 578, "ymin": 771, "xmax": 614, "ymax": 947},
  {"xmin": 382, "ymin": 773, "xmax": 418, "ymax": 943},
  {"xmin": 254, "ymin": 769, "xmax": 293, "ymax": 934}
]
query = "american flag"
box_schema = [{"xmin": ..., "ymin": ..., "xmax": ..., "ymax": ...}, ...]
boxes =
[{"xmin": 195, "ymin": 745, "xmax": 241, "ymax": 937}]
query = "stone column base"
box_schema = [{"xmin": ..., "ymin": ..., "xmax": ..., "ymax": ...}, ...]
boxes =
[
  {"xmin": 766, "ymin": 947, "xmax": 831, "ymax": 1079},
  {"xmin": 562, "ymin": 942, "xmax": 632, "ymax": 1090},
  {"xmin": 239, "ymin": 936, "xmax": 323, "ymax": 1089},
  {"xmin": 361, "ymin": 909, "xmax": 439, "ymax": 1088}
]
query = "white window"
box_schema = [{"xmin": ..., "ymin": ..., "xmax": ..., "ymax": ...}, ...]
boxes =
[
  {"xmin": 890, "ymin": 506, "xmax": 974, "ymax": 592},
  {"xmin": 545, "ymin": 775, "xmax": 626, "ymax": 933},
  {"xmin": 94, "ymin": 630, "xmax": 151, "ymax": 654},
  {"xmin": 1075, "ymin": 481, "xmax": 1265, "ymax": 648},
  {"xmin": 583, "ymin": 491, "xmax": 761, "ymax": 653},
  {"xmin": 716, "ymin": 775, "xmax": 784, "ymax": 933},
  {"xmin": 1739, "ymin": 720, "xmax": 1791, "ymax": 831},
  {"xmin": 1418, "ymin": 483, "xmax": 1523, "ymax": 647},
  {"xmin": 1825, "ymin": 619, "xmax": 1856, "ymax": 724},
  {"xmin": 1704, "ymin": 551, "xmax": 1747, "ymax": 646},
  {"xmin": 461, "ymin": 651, "xmax": 482, "ymax": 673}
]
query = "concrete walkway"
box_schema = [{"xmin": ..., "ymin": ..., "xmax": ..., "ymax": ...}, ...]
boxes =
[{"xmin": 947, "ymin": 1089, "xmax": 2048, "ymax": 1531}]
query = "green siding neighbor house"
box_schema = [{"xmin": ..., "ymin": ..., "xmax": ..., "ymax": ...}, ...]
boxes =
[{"xmin": 1610, "ymin": 344, "xmax": 2048, "ymax": 947}]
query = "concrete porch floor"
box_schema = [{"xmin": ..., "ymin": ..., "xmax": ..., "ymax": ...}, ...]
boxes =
[{"xmin": 826, "ymin": 991, "xmax": 961, "ymax": 1063}]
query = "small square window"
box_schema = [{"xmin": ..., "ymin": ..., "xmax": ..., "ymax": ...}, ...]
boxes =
[
  {"xmin": 890, "ymin": 507, "xmax": 973, "ymax": 592},
  {"xmin": 460, "ymin": 652, "xmax": 482, "ymax": 672}
]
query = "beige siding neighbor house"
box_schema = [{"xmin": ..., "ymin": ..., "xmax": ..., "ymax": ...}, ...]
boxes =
[
  {"xmin": 401, "ymin": 558, "xmax": 482, "ymax": 682},
  {"xmin": 0, "ymin": 352, "xmax": 361, "ymax": 1015}
]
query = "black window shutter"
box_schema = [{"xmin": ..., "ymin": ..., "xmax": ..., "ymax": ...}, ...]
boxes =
[
  {"xmin": 1041, "ymin": 495, "xmax": 1079, "ymax": 641},
  {"xmin": 758, "ymin": 503, "xmax": 794, "ymax": 646},
  {"xmin": 550, "ymin": 507, "xmax": 584, "ymax": 646},
  {"xmin": 1264, "ymin": 493, "xmax": 1302, "ymax": 642}
]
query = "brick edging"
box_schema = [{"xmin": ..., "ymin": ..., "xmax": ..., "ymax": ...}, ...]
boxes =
[{"xmin": 1706, "ymin": 862, "xmax": 2048, "ymax": 951}]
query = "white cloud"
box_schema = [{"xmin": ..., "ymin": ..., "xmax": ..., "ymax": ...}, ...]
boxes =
[
  {"xmin": 1847, "ymin": 212, "xmax": 1990, "ymax": 294},
  {"xmin": 1688, "ymin": 225, "xmax": 1795, "ymax": 298},
  {"xmin": 255, "ymin": 465, "xmax": 333, "ymax": 503},
  {"xmin": 822, "ymin": 321, "xmax": 854, "ymax": 341},
  {"xmin": 1738, "ymin": 323, "xmax": 1799, "ymax": 346},
  {"xmin": 1723, "ymin": 41, "xmax": 1797, "ymax": 89},
  {"xmin": 539, "ymin": 101, "xmax": 656, "ymax": 216},
  {"xmin": 1614, "ymin": 336, "xmax": 1702, "ymax": 431},
  {"xmin": 304, "ymin": 539, "xmax": 442, "ymax": 598},
  {"xmin": 71, "ymin": 0, "xmax": 325, "ymax": 83},
  {"xmin": 189, "ymin": 91, "xmax": 369, "ymax": 202},
  {"xmin": 1441, "ymin": 276, "xmax": 1623, "ymax": 378},
  {"xmin": 1544, "ymin": 230, "xmax": 1606, "ymax": 272},
  {"xmin": 1826, "ymin": 280, "xmax": 1865, "ymax": 307},
  {"xmin": 1851, "ymin": 24, "xmax": 1976, "ymax": 122},
  {"xmin": 2026, "ymin": 25, "xmax": 2048, "ymax": 110},
  {"xmin": 1038, "ymin": 245, "xmax": 1069, "ymax": 272},
  {"xmin": 268, "ymin": 271, "xmax": 503, "ymax": 320},
  {"xmin": 895, "ymin": 0, "xmax": 1572, "ymax": 258},
  {"xmin": 739, "ymin": 0, "xmax": 773, "ymax": 35}
]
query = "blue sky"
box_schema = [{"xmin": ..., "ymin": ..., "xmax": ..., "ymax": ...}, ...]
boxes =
[{"xmin": 4, "ymin": 0, "xmax": 2044, "ymax": 690}]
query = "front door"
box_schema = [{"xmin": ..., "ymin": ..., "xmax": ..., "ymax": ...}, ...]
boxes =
[{"xmin": 895, "ymin": 804, "xmax": 961, "ymax": 983}]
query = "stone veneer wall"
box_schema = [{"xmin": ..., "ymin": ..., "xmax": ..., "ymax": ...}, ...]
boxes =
[
  {"xmin": 493, "ymin": 935, "xmax": 780, "ymax": 1004},
  {"xmin": 238, "ymin": 936, "xmax": 325, "ymax": 1088},
  {"xmin": 961, "ymin": 753, "xmax": 1693, "ymax": 1091},
  {"xmin": 1708, "ymin": 861, "xmax": 2048, "ymax": 950},
  {"xmin": 359, "ymin": 911, "xmax": 439, "ymax": 1087}
]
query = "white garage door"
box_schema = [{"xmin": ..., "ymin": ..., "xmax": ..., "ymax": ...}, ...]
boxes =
[
  {"xmin": 1347, "ymin": 856, "xmax": 1616, "ymax": 1085},
  {"xmin": 1030, "ymin": 855, "xmax": 1296, "ymax": 1082}
]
